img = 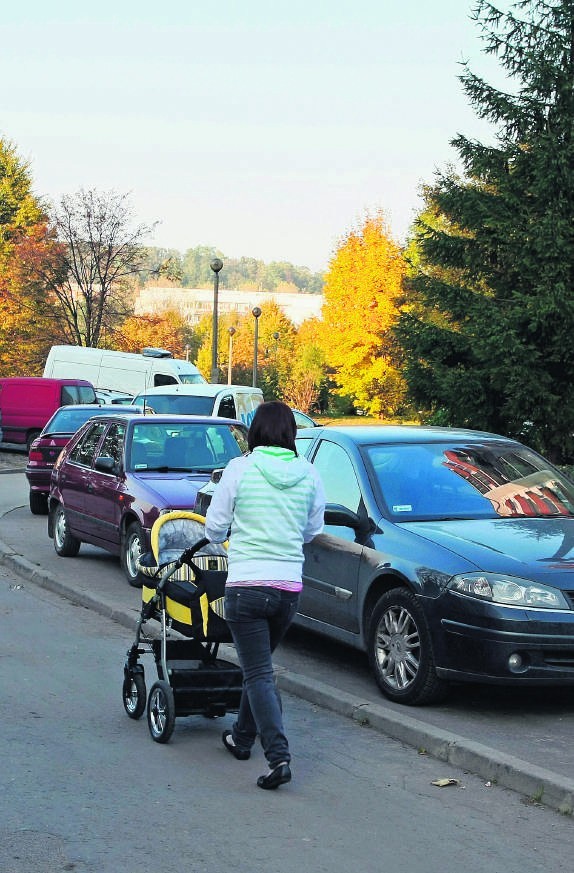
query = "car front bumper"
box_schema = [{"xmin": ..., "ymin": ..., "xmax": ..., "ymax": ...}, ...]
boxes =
[{"xmin": 427, "ymin": 591, "xmax": 574, "ymax": 684}]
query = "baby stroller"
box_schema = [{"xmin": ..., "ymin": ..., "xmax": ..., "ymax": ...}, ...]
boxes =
[{"xmin": 122, "ymin": 510, "xmax": 243, "ymax": 743}]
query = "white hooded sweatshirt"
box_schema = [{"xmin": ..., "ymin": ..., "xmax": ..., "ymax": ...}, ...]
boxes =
[{"xmin": 204, "ymin": 446, "xmax": 325, "ymax": 585}]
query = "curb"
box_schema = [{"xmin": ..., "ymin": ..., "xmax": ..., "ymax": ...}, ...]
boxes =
[{"xmin": 1, "ymin": 534, "xmax": 573, "ymax": 816}]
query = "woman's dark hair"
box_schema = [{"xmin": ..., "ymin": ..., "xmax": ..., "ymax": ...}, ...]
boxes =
[{"xmin": 248, "ymin": 401, "xmax": 297, "ymax": 453}]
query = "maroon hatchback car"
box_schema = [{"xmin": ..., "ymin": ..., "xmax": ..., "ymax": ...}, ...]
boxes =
[
  {"xmin": 48, "ymin": 413, "xmax": 248, "ymax": 586},
  {"xmin": 26, "ymin": 405, "xmax": 143, "ymax": 515}
]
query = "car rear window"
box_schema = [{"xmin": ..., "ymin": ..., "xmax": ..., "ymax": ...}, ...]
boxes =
[{"xmin": 45, "ymin": 408, "xmax": 97, "ymax": 434}]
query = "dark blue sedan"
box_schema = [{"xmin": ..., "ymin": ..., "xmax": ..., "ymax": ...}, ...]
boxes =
[{"xmin": 292, "ymin": 425, "xmax": 574, "ymax": 705}]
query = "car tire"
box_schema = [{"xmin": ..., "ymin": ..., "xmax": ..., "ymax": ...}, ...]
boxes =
[
  {"xmin": 147, "ymin": 680, "xmax": 176, "ymax": 743},
  {"xmin": 29, "ymin": 491, "xmax": 49, "ymax": 516},
  {"xmin": 53, "ymin": 502, "xmax": 81, "ymax": 557},
  {"xmin": 367, "ymin": 588, "xmax": 448, "ymax": 706},
  {"xmin": 122, "ymin": 521, "xmax": 146, "ymax": 588}
]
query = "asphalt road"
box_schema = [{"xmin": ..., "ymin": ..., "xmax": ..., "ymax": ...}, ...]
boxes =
[
  {"xmin": 1, "ymin": 452, "xmax": 574, "ymax": 815},
  {"xmin": 3, "ymin": 559, "xmax": 573, "ymax": 873}
]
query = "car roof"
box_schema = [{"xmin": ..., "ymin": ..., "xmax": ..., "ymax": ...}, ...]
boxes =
[
  {"xmin": 107, "ymin": 413, "xmax": 245, "ymax": 426},
  {"xmin": 134, "ymin": 384, "xmax": 262, "ymax": 398},
  {"xmin": 298, "ymin": 424, "xmax": 518, "ymax": 446},
  {"xmin": 51, "ymin": 404, "xmax": 137, "ymax": 412}
]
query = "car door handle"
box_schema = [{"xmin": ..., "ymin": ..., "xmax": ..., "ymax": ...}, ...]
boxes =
[{"xmin": 86, "ymin": 483, "xmax": 94, "ymax": 493}]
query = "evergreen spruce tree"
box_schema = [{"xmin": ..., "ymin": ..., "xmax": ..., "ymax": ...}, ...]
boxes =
[{"xmin": 397, "ymin": 0, "xmax": 574, "ymax": 462}]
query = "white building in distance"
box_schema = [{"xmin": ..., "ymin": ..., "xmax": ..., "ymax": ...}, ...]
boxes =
[{"xmin": 134, "ymin": 286, "xmax": 323, "ymax": 327}]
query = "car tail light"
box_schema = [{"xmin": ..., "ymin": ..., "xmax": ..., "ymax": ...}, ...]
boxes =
[{"xmin": 28, "ymin": 450, "xmax": 43, "ymax": 462}]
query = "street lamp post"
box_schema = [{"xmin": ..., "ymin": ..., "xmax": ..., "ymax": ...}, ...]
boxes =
[
  {"xmin": 252, "ymin": 306, "xmax": 262, "ymax": 388},
  {"xmin": 227, "ymin": 326, "xmax": 236, "ymax": 385},
  {"xmin": 210, "ymin": 258, "xmax": 223, "ymax": 383}
]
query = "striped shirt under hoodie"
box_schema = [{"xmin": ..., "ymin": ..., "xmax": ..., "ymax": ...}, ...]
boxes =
[{"xmin": 204, "ymin": 446, "xmax": 325, "ymax": 591}]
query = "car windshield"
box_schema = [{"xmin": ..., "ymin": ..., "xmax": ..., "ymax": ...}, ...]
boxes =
[
  {"xmin": 128, "ymin": 420, "xmax": 247, "ymax": 472},
  {"xmin": 366, "ymin": 441, "xmax": 574, "ymax": 521},
  {"xmin": 137, "ymin": 394, "xmax": 214, "ymax": 415}
]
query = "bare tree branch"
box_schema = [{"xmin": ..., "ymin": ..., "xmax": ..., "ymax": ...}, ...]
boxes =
[{"xmin": 45, "ymin": 188, "xmax": 156, "ymax": 347}]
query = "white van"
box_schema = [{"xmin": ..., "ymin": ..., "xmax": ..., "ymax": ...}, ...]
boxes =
[
  {"xmin": 132, "ymin": 384, "xmax": 264, "ymax": 426},
  {"xmin": 43, "ymin": 346, "xmax": 205, "ymax": 397}
]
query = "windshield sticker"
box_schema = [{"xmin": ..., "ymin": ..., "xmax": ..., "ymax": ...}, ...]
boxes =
[{"xmin": 393, "ymin": 504, "xmax": 413, "ymax": 513}]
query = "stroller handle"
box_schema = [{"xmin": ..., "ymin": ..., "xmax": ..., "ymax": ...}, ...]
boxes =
[{"xmin": 177, "ymin": 537, "xmax": 211, "ymax": 569}]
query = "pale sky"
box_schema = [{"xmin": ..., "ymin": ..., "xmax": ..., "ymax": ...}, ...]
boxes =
[{"xmin": 1, "ymin": 0, "xmax": 509, "ymax": 273}]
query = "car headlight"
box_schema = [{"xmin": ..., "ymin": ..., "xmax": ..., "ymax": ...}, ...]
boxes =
[{"xmin": 448, "ymin": 572, "xmax": 570, "ymax": 609}]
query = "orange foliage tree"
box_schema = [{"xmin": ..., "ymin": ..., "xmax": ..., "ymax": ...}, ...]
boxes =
[
  {"xmin": 0, "ymin": 140, "xmax": 63, "ymax": 375},
  {"xmin": 110, "ymin": 309, "xmax": 199, "ymax": 361},
  {"xmin": 319, "ymin": 212, "xmax": 407, "ymax": 416}
]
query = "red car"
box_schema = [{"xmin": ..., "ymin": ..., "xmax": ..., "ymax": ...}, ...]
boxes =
[
  {"xmin": 26, "ymin": 405, "xmax": 143, "ymax": 515},
  {"xmin": 48, "ymin": 413, "xmax": 248, "ymax": 586}
]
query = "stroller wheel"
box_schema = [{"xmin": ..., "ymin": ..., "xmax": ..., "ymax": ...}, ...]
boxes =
[
  {"xmin": 122, "ymin": 672, "xmax": 146, "ymax": 720},
  {"xmin": 147, "ymin": 681, "xmax": 176, "ymax": 743}
]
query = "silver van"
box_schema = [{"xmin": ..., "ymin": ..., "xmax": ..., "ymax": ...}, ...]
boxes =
[{"xmin": 132, "ymin": 384, "xmax": 264, "ymax": 426}]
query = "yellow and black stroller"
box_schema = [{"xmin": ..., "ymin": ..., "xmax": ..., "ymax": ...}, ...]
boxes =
[{"xmin": 122, "ymin": 510, "xmax": 242, "ymax": 743}]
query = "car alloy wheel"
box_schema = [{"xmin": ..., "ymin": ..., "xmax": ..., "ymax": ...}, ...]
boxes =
[
  {"xmin": 368, "ymin": 588, "xmax": 447, "ymax": 705},
  {"xmin": 122, "ymin": 521, "xmax": 145, "ymax": 588},
  {"xmin": 53, "ymin": 503, "xmax": 81, "ymax": 557}
]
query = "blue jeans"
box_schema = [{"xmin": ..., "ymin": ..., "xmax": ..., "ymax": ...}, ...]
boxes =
[{"xmin": 224, "ymin": 586, "xmax": 300, "ymax": 768}]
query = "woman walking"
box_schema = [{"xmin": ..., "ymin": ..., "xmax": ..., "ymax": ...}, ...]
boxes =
[{"xmin": 205, "ymin": 401, "xmax": 325, "ymax": 789}]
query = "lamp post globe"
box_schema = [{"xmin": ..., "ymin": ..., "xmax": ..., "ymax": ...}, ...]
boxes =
[{"xmin": 210, "ymin": 259, "xmax": 224, "ymax": 383}]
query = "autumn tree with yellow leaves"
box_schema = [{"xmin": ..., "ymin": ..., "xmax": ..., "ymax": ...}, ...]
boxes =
[
  {"xmin": 320, "ymin": 213, "xmax": 407, "ymax": 417},
  {"xmin": 195, "ymin": 299, "xmax": 296, "ymax": 395}
]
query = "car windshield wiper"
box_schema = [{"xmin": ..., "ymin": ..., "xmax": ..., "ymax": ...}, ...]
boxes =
[
  {"xmin": 135, "ymin": 465, "xmax": 213, "ymax": 473},
  {"xmin": 137, "ymin": 465, "xmax": 188, "ymax": 472}
]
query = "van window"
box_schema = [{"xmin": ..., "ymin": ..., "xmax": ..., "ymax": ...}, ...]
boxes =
[
  {"xmin": 218, "ymin": 394, "xmax": 237, "ymax": 419},
  {"xmin": 154, "ymin": 374, "xmax": 178, "ymax": 387},
  {"xmin": 235, "ymin": 392, "xmax": 262, "ymax": 426},
  {"xmin": 60, "ymin": 385, "xmax": 97, "ymax": 405},
  {"xmin": 179, "ymin": 374, "xmax": 207, "ymax": 384}
]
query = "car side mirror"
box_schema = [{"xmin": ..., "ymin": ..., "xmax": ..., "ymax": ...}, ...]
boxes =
[
  {"xmin": 94, "ymin": 456, "xmax": 117, "ymax": 474},
  {"xmin": 324, "ymin": 502, "xmax": 373, "ymax": 534}
]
